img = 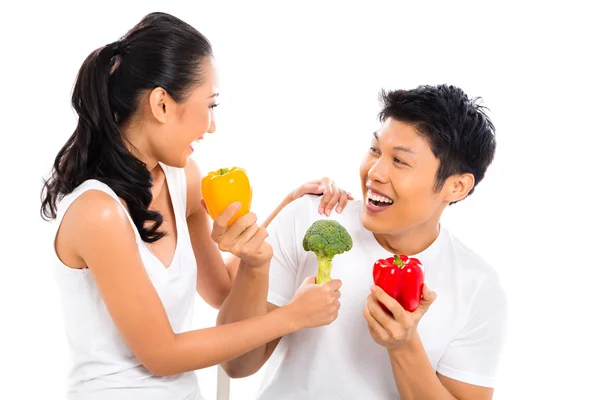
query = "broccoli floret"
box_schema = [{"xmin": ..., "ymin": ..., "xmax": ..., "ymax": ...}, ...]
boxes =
[{"xmin": 302, "ymin": 219, "xmax": 353, "ymax": 284}]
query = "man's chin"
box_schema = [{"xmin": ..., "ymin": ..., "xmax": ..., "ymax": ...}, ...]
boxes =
[
  {"xmin": 360, "ymin": 213, "xmax": 381, "ymax": 233},
  {"xmin": 361, "ymin": 208, "xmax": 405, "ymax": 235}
]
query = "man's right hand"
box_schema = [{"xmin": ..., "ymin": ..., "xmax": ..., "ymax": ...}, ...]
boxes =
[
  {"xmin": 286, "ymin": 276, "xmax": 342, "ymax": 329},
  {"xmin": 209, "ymin": 202, "xmax": 273, "ymax": 267}
]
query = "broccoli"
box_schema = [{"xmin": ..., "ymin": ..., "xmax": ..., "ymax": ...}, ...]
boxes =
[{"xmin": 302, "ymin": 219, "xmax": 353, "ymax": 284}]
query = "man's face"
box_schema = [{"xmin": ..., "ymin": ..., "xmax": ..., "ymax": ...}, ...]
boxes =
[{"xmin": 359, "ymin": 118, "xmax": 447, "ymax": 234}]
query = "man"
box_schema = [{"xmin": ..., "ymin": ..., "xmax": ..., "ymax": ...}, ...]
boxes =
[{"xmin": 217, "ymin": 84, "xmax": 508, "ymax": 400}]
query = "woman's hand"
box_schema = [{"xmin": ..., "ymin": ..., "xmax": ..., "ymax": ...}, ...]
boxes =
[
  {"xmin": 289, "ymin": 177, "xmax": 354, "ymax": 216},
  {"xmin": 209, "ymin": 202, "xmax": 273, "ymax": 267},
  {"xmin": 285, "ymin": 276, "xmax": 342, "ymax": 329}
]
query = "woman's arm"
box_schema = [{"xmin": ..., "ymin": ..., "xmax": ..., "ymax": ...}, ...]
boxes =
[
  {"xmin": 219, "ymin": 178, "xmax": 351, "ymax": 285},
  {"xmin": 185, "ymin": 160, "xmax": 233, "ymax": 308},
  {"xmin": 60, "ymin": 190, "xmax": 333, "ymax": 376},
  {"xmin": 184, "ymin": 159, "xmax": 352, "ymax": 308}
]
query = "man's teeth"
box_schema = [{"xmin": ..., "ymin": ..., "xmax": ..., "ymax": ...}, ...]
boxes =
[{"xmin": 368, "ymin": 190, "xmax": 393, "ymax": 204}]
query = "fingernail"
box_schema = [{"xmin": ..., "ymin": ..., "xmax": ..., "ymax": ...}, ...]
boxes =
[
  {"xmin": 318, "ymin": 208, "xmax": 323, "ymax": 214},
  {"xmin": 325, "ymin": 209, "xmax": 330, "ymax": 216},
  {"xmin": 371, "ymin": 285, "xmax": 376, "ymax": 292},
  {"xmin": 336, "ymin": 206, "xmax": 342, "ymax": 213}
]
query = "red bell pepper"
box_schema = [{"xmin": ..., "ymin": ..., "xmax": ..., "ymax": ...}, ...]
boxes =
[{"xmin": 372, "ymin": 254, "xmax": 424, "ymax": 312}]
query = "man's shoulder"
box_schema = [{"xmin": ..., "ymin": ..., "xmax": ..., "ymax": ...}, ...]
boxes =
[{"xmin": 443, "ymin": 228, "xmax": 505, "ymax": 296}]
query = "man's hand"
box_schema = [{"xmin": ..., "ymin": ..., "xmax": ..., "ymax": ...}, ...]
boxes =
[{"xmin": 363, "ymin": 284, "xmax": 437, "ymax": 350}]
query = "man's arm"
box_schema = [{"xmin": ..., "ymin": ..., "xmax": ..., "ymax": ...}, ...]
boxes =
[
  {"xmin": 365, "ymin": 279, "xmax": 507, "ymax": 400},
  {"xmin": 217, "ymin": 266, "xmax": 342, "ymax": 378},
  {"xmin": 387, "ymin": 335, "xmax": 492, "ymax": 400}
]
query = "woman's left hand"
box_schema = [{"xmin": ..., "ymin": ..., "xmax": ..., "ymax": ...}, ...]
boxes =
[{"xmin": 289, "ymin": 177, "xmax": 354, "ymax": 216}]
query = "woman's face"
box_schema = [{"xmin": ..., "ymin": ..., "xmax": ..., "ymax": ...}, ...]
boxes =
[{"xmin": 149, "ymin": 57, "xmax": 219, "ymax": 168}]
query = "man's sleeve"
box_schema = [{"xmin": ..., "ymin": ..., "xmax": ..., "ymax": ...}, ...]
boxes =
[
  {"xmin": 436, "ymin": 276, "xmax": 509, "ymax": 388},
  {"xmin": 265, "ymin": 198, "xmax": 307, "ymax": 307}
]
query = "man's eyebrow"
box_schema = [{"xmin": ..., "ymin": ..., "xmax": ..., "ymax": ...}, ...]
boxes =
[{"xmin": 372, "ymin": 132, "xmax": 416, "ymax": 155}]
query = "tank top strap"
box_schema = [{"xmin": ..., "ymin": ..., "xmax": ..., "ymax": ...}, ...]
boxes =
[
  {"xmin": 159, "ymin": 162, "xmax": 188, "ymax": 224},
  {"xmin": 54, "ymin": 179, "xmax": 142, "ymax": 244}
]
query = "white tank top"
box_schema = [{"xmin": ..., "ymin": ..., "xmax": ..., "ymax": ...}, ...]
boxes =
[{"xmin": 52, "ymin": 163, "xmax": 203, "ymax": 400}]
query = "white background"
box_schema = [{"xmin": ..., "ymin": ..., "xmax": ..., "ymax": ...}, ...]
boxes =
[{"xmin": 1, "ymin": 1, "xmax": 599, "ymax": 399}]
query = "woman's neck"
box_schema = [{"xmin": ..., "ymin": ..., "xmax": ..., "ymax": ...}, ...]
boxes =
[{"xmin": 121, "ymin": 119, "xmax": 159, "ymax": 173}]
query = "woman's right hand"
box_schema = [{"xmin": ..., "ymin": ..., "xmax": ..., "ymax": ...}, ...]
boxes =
[
  {"xmin": 286, "ymin": 276, "xmax": 342, "ymax": 329},
  {"xmin": 209, "ymin": 201, "xmax": 273, "ymax": 267}
]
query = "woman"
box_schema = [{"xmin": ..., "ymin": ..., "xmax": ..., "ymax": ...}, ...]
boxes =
[{"xmin": 41, "ymin": 12, "xmax": 347, "ymax": 400}]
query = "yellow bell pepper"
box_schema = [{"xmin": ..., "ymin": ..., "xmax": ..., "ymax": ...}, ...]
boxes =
[{"xmin": 201, "ymin": 167, "xmax": 252, "ymax": 227}]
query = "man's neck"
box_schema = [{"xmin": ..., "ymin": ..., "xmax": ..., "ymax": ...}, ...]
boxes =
[{"xmin": 372, "ymin": 220, "xmax": 441, "ymax": 256}]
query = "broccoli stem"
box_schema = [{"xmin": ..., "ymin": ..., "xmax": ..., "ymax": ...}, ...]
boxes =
[{"xmin": 316, "ymin": 257, "xmax": 333, "ymax": 284}]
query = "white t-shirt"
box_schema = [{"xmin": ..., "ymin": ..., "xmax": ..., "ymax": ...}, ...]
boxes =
[{"xmin": 257, "ymin": 196, "xmax": 507, "ymax": 400}]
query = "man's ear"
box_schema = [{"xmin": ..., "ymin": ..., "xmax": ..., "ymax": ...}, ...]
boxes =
[{"xmin": 444, "ymin": 173, "xmax": 475, "ymax": 203}]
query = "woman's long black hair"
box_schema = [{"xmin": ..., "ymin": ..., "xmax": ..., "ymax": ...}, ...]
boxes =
[{"xmin": 40, "ymin": 12, "xmax": 213, "ymax": 243}]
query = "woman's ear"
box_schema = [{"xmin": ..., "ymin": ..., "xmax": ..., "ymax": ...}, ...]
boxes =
[{"xmin": 148, "ymin": 87, "xmax": 170, "ymax": 124}]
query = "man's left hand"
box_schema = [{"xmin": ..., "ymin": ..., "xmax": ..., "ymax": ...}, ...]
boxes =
[{"xmin": 363, "ymin": 284, "xmax": 437, "ymax": 350}]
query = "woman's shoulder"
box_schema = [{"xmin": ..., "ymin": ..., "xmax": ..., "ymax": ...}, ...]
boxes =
[
  {"xmin": 55, "ymin": 182, "xmax": 136, "ymax": 268},
  {"xmin": 58, "ymin": 181, "xmax": 132, "ymax": 235}
]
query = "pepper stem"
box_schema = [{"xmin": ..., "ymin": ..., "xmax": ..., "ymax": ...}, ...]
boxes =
[
  {"xmin": 393, "ymin": 254, "xmax": 405, "ymax": 268},
  {"xmin": 316, "ymin": 258, "xmax": 333, "ymax": 284},
  {"xmin": 218, "ymin": 168, "xmax": 229, "ymax": 175}
]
